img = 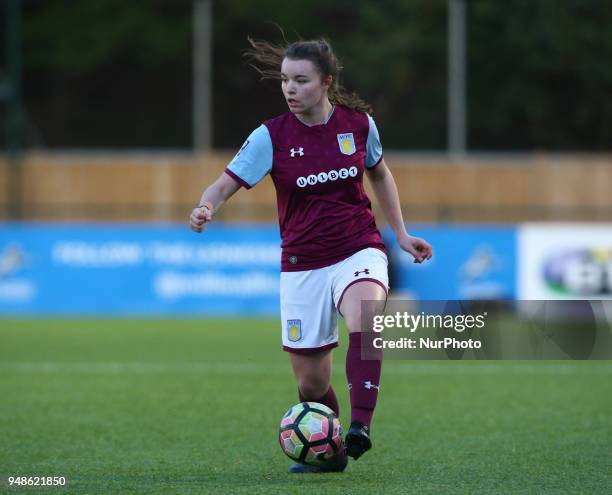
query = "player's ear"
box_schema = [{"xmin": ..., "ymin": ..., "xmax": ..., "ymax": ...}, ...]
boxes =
[{"xmin": 322, "ymin": 74, "xmax": 333, "ymax": 90}]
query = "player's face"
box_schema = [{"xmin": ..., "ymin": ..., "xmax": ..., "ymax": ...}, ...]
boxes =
[{"xmin": 281, "ymin": 58, "xmax": 331, "ymax": 116}]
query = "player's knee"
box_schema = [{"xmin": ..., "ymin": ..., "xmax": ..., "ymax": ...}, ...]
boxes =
[
  {"xmin": 345, "ymin": 316, "xmax": 361, "ymax": 334},
  {"xmin": 345, "ymin": 308, "xmax": 379, "ymax": 334},
  {"xmin": 346, "ymin": 295, "xmax": 386, "ymax": 332},
  {"xmin": 298, "ymin": 375, "xmax": 329, "ymax": 400}
]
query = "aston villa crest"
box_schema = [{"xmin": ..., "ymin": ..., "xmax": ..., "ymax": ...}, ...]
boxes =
[
  {"xmin": 287, "ymin": 319, "xmax": 302, "ymax": 342},
  {"xmin": 337, "ymin": 133, "xmax": 356, "ymax": 156}
]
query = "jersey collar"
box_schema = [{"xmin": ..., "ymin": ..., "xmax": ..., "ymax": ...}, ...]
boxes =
[{"xmin": 293, "ymin": 105, "xmax": 336, "ymax": 128}]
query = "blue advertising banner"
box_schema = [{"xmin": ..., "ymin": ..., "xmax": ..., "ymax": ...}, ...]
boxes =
[
  {"xmin": 0, "ymin": 223, "xmax": 282, "ymax": 315},
  {"xmin": 0, "ymin": 223, "xmax": 517, "ymax": 315},
  {"xmin": 385, "ymin": 225, "xmax": 517, "ymax": 300}
]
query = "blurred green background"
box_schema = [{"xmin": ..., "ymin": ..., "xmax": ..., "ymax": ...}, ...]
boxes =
[{"xmin": 2, "ymin": 0, "xmax": 611, "ymax": 150}]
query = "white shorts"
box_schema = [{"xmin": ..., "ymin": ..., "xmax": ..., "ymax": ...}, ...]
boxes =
[{"xmin": 280, "ymin": 247, "xmax": 389, "ymax": 353}]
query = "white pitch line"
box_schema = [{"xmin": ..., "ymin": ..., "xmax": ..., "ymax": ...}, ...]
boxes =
[
  {"xmin": 0, "ymin": 361, "xmax": 611, "ymax": 376},
  {"xmin": 0, "ymin": 362, "xmax": 288, "ymax": 375}
]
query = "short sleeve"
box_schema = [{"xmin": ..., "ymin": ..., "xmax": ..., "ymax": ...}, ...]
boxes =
[
  {"xmin": 365, "ymin": 114, "xmax": 383, "ymax": 169},
  {"xmin": 224, "ymin": 125, "xmax": 273, "ymax": 189}
]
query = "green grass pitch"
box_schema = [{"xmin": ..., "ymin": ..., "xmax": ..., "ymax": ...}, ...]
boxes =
[{"xmin": 1, "ymin": 319, "xmax": 611, "ymax": 494}]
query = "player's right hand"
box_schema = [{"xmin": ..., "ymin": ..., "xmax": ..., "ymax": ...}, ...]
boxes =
[{"xmin": 189, "ymin": 204, "xmax": 213, "ymax": 233}]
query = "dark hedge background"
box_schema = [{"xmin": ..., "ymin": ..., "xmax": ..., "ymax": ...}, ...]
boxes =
[{"xmin": 3, "ymin": 0, "xmax": 611, "ymax": 150}]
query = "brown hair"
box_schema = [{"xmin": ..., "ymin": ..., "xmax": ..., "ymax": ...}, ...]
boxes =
[{"xmin": 245, "ymin": 37, "xmax": 373, "ymax": 114}]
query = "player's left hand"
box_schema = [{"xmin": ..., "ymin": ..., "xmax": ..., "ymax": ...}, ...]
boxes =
[{"xmin": 397, "ymin": 233, "xmax": 433, "ymax": 264}]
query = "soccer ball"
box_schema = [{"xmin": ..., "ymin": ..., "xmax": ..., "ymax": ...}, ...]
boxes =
[{"xmin": 278, "ymin": 402, "xmax": 344, "ymax": 465}]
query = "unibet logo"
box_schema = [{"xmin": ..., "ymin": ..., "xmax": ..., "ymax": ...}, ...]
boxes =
[{"xmin": 296, "ymin": 166, "xmax": 358, "ymax": 188}]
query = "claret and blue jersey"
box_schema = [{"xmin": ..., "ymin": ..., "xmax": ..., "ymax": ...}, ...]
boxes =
[{"xmin": 225, "ymin": 105, "xmax": 386, "ymax": 271}]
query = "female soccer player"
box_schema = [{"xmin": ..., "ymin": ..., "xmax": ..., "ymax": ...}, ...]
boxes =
[{"xmin": 190, "ymin": 38, "xmax": 432, "ymax": 473}]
